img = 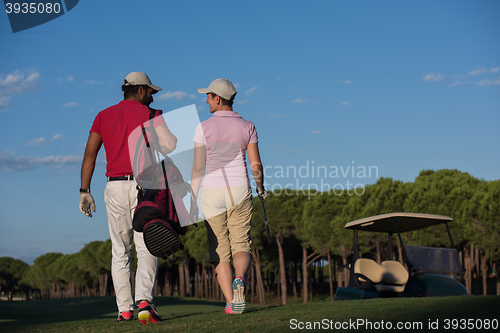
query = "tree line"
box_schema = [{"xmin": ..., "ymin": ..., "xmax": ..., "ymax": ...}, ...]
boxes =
[{"xmin": 1, "ymin": 169, "xmax": 499, "ymax": 303}]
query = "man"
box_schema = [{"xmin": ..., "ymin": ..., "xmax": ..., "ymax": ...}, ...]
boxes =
[
  {"xmin": 190, "ymin": 78, "xmax": 266, "ymax": 314},
  {"xmin": 79, "ymin": 72, "xmax": 176, "ymax": 324}
]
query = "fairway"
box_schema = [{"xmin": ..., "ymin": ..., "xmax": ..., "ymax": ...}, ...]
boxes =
[{"xmin": 1, "ymin": 296, "xmax": 499, "ymax": 332}]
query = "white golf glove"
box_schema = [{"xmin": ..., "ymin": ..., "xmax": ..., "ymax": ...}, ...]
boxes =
[
  {"xmin": 79, "ymin": 192, "xmax": 96, "ymax": 217},
  {"xmin": 258, "ymin": 190, "xmax": 268, "ymax": 200}
]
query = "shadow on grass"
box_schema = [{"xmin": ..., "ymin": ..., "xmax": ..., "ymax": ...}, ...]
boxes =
[
  {"xmin": 153, "ymin": 296, "xmax": 224, "ymax": 308},
  {"xmin": 0, "ymin": 296, "xmax": 229, "ymax": 329},
  {"xmin": 1, "ymin": 296, "xmax": 499, "ymax": 333}
]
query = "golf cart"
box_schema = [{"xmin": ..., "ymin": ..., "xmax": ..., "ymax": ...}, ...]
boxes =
[{"xmin": 334, "ymin": 212, "xmax": 468, "ymax": 300}]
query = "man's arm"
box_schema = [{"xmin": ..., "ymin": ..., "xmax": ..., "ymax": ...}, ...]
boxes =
[
  {"xmin": 79, "ymin": 132, "xmax": 102, "ymax": 217},
  {"xmin": 247, "ymin": 142, "xmax": 265, "ymax": 194},
  {"xmin": 155, "ymin": 125, "xmax": 177, "ymax": 155},
  {"xmin": 81, "ymin": 132, "xmax": 102, "ymax": 188}
]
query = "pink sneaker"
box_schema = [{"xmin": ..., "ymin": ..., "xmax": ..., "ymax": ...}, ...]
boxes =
[
  {"xmin": 117, "ymin": 310, "xmax": 133, "ymax": 322},
  {"xmin": 137, "ymin": 300, "xmax": 161, "ymax": 325},
  {"xmin": 224, "ymin": 302, "xmax": 234, "ymax": 314}
]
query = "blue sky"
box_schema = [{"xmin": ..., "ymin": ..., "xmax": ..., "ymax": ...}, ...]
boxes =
[{"xmin": 1, "ymin": 0, "xmax": 499, "ymax": 264}]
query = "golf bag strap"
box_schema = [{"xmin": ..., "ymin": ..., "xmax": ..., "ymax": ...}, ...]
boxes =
[
  {"xmin": 136, "ymin": 108, "xmax": 160, "ymax": 190},
  {"xmin": 137, "ymin": 185, "xmax": 143, "ymax": 200}
]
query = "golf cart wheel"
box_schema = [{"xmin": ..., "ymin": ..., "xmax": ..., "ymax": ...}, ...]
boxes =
[{"xmin": 143, "ymin": 219, "xmax": 180, "ymax": 258}]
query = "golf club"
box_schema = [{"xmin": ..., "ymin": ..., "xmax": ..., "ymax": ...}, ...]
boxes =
[{"xmin": 259, "ymin": 196, "xmax": 272, "ymax": 245}]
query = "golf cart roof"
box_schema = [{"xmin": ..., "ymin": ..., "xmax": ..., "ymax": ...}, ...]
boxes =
[{"xmin": 344, "ymin": 212, "xmax": 453, "ymax": 233}]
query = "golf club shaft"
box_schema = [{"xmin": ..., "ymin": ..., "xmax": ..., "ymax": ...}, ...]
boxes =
[{"xmin": 260, "ymin": 196, "xmax": 272, "ymax": 245}]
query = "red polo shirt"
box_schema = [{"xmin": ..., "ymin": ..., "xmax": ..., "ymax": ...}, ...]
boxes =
[{"xmin": 90, "ymin": 100, "xmax": 166, "ymax": 177}]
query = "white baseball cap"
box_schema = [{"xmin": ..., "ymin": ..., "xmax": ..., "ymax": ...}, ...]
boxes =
[
  {"xmin": 197, "ymin": 78, "xmax": 237, "ymax": 100},
  {"xmin": 123, "ymin": 72, "xmax": 162, "ymax": 93}
]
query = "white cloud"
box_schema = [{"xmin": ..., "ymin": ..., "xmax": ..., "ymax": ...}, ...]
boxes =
[
  {"xmin": 57, "ymin": 75, "xmax": 74, "ymax": 82},
  {"xmin": 340, "ymin": 101, "xmax": 349, "ymax": 106},
  {"xmin": 0, "ymin": 71, "xmax": 24, "ymax": 85},
  {"xmin": 63, "ymin": 102, "xmax": 78, "ymax": 107},
  {"xmin": 233, "ymin": 83, "xmax": 241, "ymax": 89},
  {"xmin": 475, "ymin": 78, "xmax": 500, "ymax": 86},
  {"xmin": 190, "ymin": 94, "xmax": 197, "ymax": 99},
  {"xmin": 33, "ymin": 155, "xmax": 82, "ymax": 164},
  {"xmin": 52, "ymin": 134, "xmax": 65, "ymax": 141},
  {"xmin": 84, "ymin": 80, "xmax": 104, "ymax": 85},
  {"xmin": 156, "ymin": 91, "xmax": 189, "ymax": 101},
  {"xmin": 0, "ymin": 95, "xmax": 11, "ymax": 107},
  {"xmin": 270, "ymin": 114, "xmax": 285, "ymax": 118},
  {"xmin": 293, "ymin": 98, "xmax": 318, "ymax": 104},
  {"xmin": 245, "ymin": 86, "xmax": 258, "ymax": 96},
  {"xmin": 25, "ymin": 137, "xmax": 47, "ymax": 147},
  {"xmin": 235, "ymin": 100, "xmax": 249, "ymax": 105},
  {"xmin": 423, "ymin": 73, "xmax": 444, "ymax": 82},
  {"xmin": 0, "ymin": 150, "xmax": 82, "ymax": 172},
  {"xmin": 469, "ymin": 67, "xmax": 486, "ymax": 76},
  {"xmin": 25, "ymin": 72, "xmax": 40, "ymax": 82},
  {"xmin": 450, "ymin": 76, "xmax": 500, "ymax": 87},
  {"xmin": 25, "ymin": 134, "xmax": 66, "ymax": 147},
  {"xmin": 0, "ymin": 69, "xmax": 40, "ymax": 109},
  {"xmin": 311, "ymin": 130, "xmax": 322, "ymax": 134},
  {"xmin": 265, "ymin": 145, "xmax": 302, "ymax": 154},
  {"xmin": 343, "ymin": 80, "xmax": 352, "ymax": 84},
  {"xmin": 469, "ymin": 67, "xmax": 499, "ymax": 76}
]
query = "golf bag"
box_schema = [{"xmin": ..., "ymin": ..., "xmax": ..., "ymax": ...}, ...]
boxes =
[{"xmin": 132, "ymin": 108, "xmax": 190, "ymax": 260}]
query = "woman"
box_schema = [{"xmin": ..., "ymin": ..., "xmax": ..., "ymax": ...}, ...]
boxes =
[{"xmin": 190, "ymin": 78, "xmax": 266, "ymax": 314}]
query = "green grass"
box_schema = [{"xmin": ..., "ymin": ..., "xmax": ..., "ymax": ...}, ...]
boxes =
[{"xmin": 1, "ymin": 296, "xmax": 499, "ymax": 332}]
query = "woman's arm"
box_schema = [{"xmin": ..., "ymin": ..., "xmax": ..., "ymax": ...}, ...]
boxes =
[
  {"xmin": 247, "ymin": 142, "xmax": 265, "ymax": 194},
  {"xmin": 190, "ymin": 142, "xmax": 206, "ymax": 200},
  {"xmin": 189, "ymin": 142, "xmax": 206, "ymax": 222}
]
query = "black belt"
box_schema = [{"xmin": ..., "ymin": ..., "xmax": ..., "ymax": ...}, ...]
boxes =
[{"xmin": 107, "ymin": 175, "xmax": 134, "ymax": 182}]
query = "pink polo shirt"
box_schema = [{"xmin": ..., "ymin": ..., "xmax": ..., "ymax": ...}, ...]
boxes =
[{"xmin": 194, "ymin": 111, "xmax": 258, "ymax": 190}]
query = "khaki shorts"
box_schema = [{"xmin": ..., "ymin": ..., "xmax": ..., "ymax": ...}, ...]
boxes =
[{"xmin": 200, "ymin": 187, "xmax": 253, "ymax": 263}]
